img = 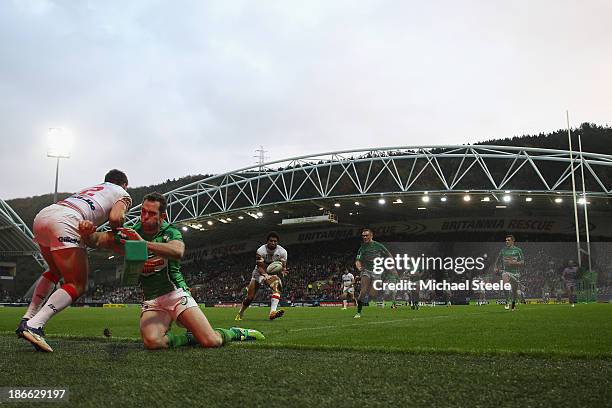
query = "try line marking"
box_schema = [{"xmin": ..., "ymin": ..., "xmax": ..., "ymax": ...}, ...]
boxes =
[{"xmin": 288, "ymin": 314, "xmax": 452, "ymax": 332}]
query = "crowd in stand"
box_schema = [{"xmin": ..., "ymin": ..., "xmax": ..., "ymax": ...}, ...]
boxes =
[{"xmin": 4, "ymin": 239, "xmax": 611, "ymax": 304}]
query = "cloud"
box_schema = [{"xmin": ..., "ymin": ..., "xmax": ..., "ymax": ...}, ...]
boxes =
[{"xmin": 1, "ymin": 0, "xmax": 611, "ymax": 199}]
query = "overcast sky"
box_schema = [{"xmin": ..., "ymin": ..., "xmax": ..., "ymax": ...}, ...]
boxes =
[{"xmin": 1, "ymin": 0, "xmax": 610, "ymax": 199}]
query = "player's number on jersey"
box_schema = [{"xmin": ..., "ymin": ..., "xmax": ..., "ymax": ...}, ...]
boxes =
[{"xmin": 78, "ymin": 186, "xmax": 105, "ymax": 196}]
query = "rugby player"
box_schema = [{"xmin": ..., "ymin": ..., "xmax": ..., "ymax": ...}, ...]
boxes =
[
  {"xmin": 354, "ymin": 228, "xmax": 393, "ymax": 318},
  {"xmin": 562, "ymin": 260, "xmax": 579, "ymax": 307},
  {"xmin": 235, "ymin": 231, "xmax": 288, "ymax": 321},
  {"xmin": 340, "ymin": 269, "xmax": 355, "ymax": 309},
  {"xmin": 494, "ymin": 234, "xmax": 524, "ymax": 311},
  {"xmin": 79, "ymin": 192, "xmax": 263, "ymax": 349},
  {"xmin": 17, "ymin": 169, "xmax": 131, "ymax": 352}
]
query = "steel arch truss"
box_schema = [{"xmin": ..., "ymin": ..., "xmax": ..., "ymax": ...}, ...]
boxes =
[
  {"xmin": 115, "ymin": 145, "xmax": 612, "ymax": 227},
  {"xmin": 0, "ymin": 199, "xmax": 46, "ymax": 267}
]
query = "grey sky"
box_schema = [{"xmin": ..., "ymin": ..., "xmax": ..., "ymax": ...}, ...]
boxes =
[{"xmin": 1, "ymin": 0, "xmax": 610, "ymax": 199}]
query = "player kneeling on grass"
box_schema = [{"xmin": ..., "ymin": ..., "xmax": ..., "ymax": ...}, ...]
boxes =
[
  {"xmin": 236, "ymin": 232, "xmax": 288, "ymax": 321},
  {"xmin": 79, "ymin": 192, "xmax": 264, "ymax": 349}
]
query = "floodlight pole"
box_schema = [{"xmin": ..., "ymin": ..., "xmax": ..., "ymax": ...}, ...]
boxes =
[
  {"xmin": 47, "ymin": 128, "xmax": 70, "ymax": 204},
  {"xmin": 53, "ymin": 156, "xmax": 60, "ymax": 203},
  {"xmin": 578, "ymin": 131, "xmax": 592, "ymax": 273},
  {"xmin": 566, "ymin": 111, "xmax": 581, "ymax": 267}
]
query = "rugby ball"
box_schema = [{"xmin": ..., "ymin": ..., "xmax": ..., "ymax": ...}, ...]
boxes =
[{"xmin": 266, "ymin": 261, "xmax": 283, "ymax": 274}]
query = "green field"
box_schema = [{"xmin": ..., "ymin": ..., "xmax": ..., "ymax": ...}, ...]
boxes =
[{"xmin": 1, "ymin": 304, "xmax": 611, "ymax": 407}]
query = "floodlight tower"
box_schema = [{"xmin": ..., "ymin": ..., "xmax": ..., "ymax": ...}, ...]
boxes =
[{"xmin": 47, "ymin": 128, "xmax": 71, "ymax": 203}]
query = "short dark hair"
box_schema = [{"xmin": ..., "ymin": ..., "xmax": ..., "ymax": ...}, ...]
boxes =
[
  {"xmin": 104, "ymin": 169, "xmax": 128, "ymax": 186},
  {"xmin": 267, "ymin": 231, "xmax": 280, "ymax": 241},
  {"xmin": 143, "ymin": 192, "xmax": 167, "ymax": 213},
  {"xmin": 362, "ymin": 228, "xmax": 373, "ymax": 236},
  {"xmin": 506, "ymin": 234, "xmax": 515, "ymax": 241}
]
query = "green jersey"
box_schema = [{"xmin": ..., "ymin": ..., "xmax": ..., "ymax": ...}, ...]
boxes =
[
  {"xmin": 131, "ymin": 221, "xmax": 189, "ymax": 300},
  {"xmin": 356, "ymin": 240, "xmax": 392, "ymax": 272},
  {"xmin": 497, "ymin": 245, "xmax": 524, "ymax": 275}
]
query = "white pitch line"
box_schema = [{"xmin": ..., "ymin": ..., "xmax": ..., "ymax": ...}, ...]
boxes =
[{"xmin": 288, "ymin": 314, "xmax": 452, "ymax": 332}]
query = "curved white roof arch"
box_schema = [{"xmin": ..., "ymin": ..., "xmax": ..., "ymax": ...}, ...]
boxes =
[{"xmin": 103, "ymin": 145, "xmax": 612, "ymax": 229}]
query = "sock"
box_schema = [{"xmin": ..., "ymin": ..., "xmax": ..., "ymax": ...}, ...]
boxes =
[
  {"xmin": 28, "ymin": 285, "xmax": 78, "ymax": 329},
  {"xmin": 357, "ymin": 300, "xmax": 363, "ymax": 313},
  {"xmin": 166, "ymin": 332, "xmax": 191, "ymax": 348},
  {"xmin": 239, "ymin": 298, "xmax": 252, "ymax": 317},
  {"xmin": 270, "ymin": 293, "xmax": 280, "ymax": 313},
  {"xmin": 23, "ymin": 271, "xmax": 59, "ymax": 319},
  {"xmin": 343, "ymin": 300, "xmax": 347, "ymax": 308},
  {"xmin": 215, "ymin": 328, "xmax": 236, "ymax": 345}
]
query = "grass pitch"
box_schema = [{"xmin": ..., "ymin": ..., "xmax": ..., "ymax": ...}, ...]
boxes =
[{"xmin": 1, "ymin": 304, "xmax": 611, "ymax": 407}]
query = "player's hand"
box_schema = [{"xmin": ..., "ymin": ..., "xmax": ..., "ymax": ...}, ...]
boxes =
[
  {"xmin": 281, "ymin": 268, "xmax": 289, "ymax": 277},
  {"xmin": 78, "ymin": 220, "xmax": 97, "ymax": 238},
  {"xmin": 143, "ymin": 256, "xmax": 165, "ymax": 273},
  {"xmin": 117, "ymin": 227, "xmax": 143, "ymax": 244}
]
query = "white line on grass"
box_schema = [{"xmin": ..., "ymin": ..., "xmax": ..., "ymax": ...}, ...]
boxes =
[{"xmin": 288, "ymin": 314, "xmax": 452, "ymax": 332}]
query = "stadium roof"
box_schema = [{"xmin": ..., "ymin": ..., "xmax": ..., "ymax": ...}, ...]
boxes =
[
  {"xmin": 0, "ymin": 198, "xmax": 45, "ymax": 267},
  {"xmin": 100, "ymin": 145, "xmax": 612, "ymax": 230},
  {"xmin": 91, "ymin": 144, "xmax": 612, "ymax": 249}
]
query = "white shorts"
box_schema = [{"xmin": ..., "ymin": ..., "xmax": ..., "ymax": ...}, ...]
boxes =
[
  {"xmin": 140, "ymin": 288, "xmax": 198, "ymax": 321},
  {"xmin": 343, "ymin": 287, "xmax": 355, "ymax": 294},
  {"xmin": 251, "ymin": 269, "xmax": 265, "ymax": 284},
  {"xmin": 251, "ymin": 269, "xmax": 282, "ymax": 286},
  {"xmin": 33, "ymin": 204, "xmax": 85, "ymax": 251}
]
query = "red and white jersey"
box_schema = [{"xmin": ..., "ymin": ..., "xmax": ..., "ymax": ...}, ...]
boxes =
[
  {"xmin": 58, "ymin": 182, "xmax": 132, "ymax": 225},
  {"xmin": 252, "ymin": 244, "xmax": 287, "ymax": 274},
  {"xmin": 342, "ymin": 272, "xmax": 355, "ymax": 288}
]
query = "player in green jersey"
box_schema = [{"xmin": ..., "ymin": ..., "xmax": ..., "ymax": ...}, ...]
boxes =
[
  {"xmin": 79, "ymin": 192, "xmax": 263, "ymax": 349},
  {"xmin": 494, "ymin": 234, "xmax": 524, "ymax": 311},
  {"xmin": 354, "ymin": 228, "xmax": 394, "ymax": 318}
]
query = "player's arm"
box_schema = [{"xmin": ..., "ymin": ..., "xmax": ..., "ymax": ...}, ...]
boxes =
[
  {"xmin": 108, "ymin": 198, "xmax": 130, "ymax": 230},
  {"xmin": 514, "ymin": 249, "xmax": 525, "ymax": 267},
  {"xmin": 78, "ymin": 220, "xmax": 124, "ymax": 254},
  {"xmin": 280, "ymin": 249, "xmax": 289, "ymax": 276},
  {"xmin": 256, "ymin": 253, "xmax": 268, "ymax": 276},
  {"xmin": 355, "ymin": 244, "xmax": 364, "ymax": 271},
  {"xmin": 146, "ymin": 240, "xmax": 184, "ymax": 260},
  {"xmin": 280, "ymin": 259, "xmax": 289, "ymax": 276},
  {"xmin": 380, "ymin": 244, "xmax": 398, "ymax": 274},
  {"xmin": 118, "ymin": 227, "xmax": 184, "ymax": 260}
]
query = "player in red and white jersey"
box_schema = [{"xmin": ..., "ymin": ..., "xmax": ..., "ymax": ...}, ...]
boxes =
[
  {"xmin": 340, "ymin": 270, "xmax": 355, "ymax": 309},
  {"xmin": 235, "ymin": 232, "xmax": 288, "ymax": 321},
  {"xmin": 57, "ymin": 180, "xmax": 132, "ymax": 227},
  {"xmin": 17, "ymin": 169, "xmax": 131, "ymax": 352},
  {"xmin": 562, "ymin": 260, "xmax": 579, "ymax": 307}
]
